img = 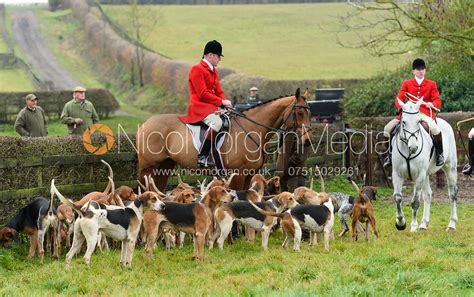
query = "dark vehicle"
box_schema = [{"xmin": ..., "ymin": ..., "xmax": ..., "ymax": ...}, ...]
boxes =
[{"xmin": 308, "ymin": 88, "xmax": 344, "ymax": 123}]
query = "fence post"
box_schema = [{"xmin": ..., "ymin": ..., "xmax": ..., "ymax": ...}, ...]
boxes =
[
  {"xmin": 37, "ymin": 167, "xmax": 43, "ymax": 188},
  {"xmin": 344, "ymin": 123, "xmax": 351, "ymax": 169},
  {"xmin": 367, "ymin": 127, "xmax": 373, "ymax": 186}
]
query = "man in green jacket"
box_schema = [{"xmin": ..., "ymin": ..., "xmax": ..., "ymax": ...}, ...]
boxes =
[
  {"xmin": 245, "ymin": 87, "xmax": 262, "ymax": 105},
  {"xmin": 60, "ymin": 86, "xmax": 99, "ymax": 135},
  {"xmin": 14, "ymin": 93, "xmax": 48, "ymax": 137}
]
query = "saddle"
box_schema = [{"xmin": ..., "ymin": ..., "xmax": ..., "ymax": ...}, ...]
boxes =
[{"xmin": 186, "ymin": 114, "xmax": 231, "ymax": 172}]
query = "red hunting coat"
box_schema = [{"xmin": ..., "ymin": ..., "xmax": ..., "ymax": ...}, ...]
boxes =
[
  {"xmin": 395, "ymin": 78, "xmax": 441, "ymax": 120},
  {"xmin": 179, "ymin": 60, "xmax": 226, "ymax": 124}
]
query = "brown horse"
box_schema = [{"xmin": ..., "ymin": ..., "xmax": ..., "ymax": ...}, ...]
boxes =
[{"xmin": 137, "ymin": 88, "xmax": 312, "ymax": 191}]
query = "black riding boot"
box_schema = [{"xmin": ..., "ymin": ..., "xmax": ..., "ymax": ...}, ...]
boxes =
[
  {"xmin": 434, "ymin": 133, "xmax": 444, "ymax": 166},
  {"xmin": 462, "ymin": 138, "xmax": 474, "ymax": 176},
  {"xmin": 383, "ymin": 134, "xmax": 393, "ymax": 167},
  {"xmin": 197, "ymin": 129, "xmax": 217, "ymax": 168}
]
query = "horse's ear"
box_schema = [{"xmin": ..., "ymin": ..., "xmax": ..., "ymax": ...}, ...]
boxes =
[
  {"xmin": 397, "ymin": 98, "xmax": 405, "ymax": 109},
  {"xmin": 303, "ymin": 88, "xmax": 310, "ymax": 100},
  {"xmin": 295, "ymin": 88, "xmax": 300, "ymax": 98},
  {"xmin": 415, "ymin": 98, "xmax": 423, "ymax": 110}
]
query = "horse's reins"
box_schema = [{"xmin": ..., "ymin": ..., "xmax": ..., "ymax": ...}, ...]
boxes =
[
  {"xmin": 396, "ymin": 93, "xmax": 440, "ymax": 180},
  {"xmin": 396, "ymin": 110, "xmax": 424, "ymax": 181},
  {"xmin": 227, "ymin": 106, "xmax": 286, "ymax": 134},
  {"xmin": 227, "ymin": 97, "xmax": 311, "ymax": 149}
]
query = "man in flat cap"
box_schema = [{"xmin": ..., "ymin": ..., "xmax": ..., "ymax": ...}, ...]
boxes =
[
  {"xmin": 383, "ymin": 58, "xmax": 444, "ymax": 167},
  {"xmin": 245, "ymin": 86, "xmax": 262, "ymax": 105},
  {"xmin": 60, "ymin": 86, "xmax": 99, "ymax": 135},
  {"xmin": 179, "ymin": 40, "xmax": 232, "ymax": 167},
  {"xmin": 14, "ymin": 93, "xmax": 48, "ymax": 137}
]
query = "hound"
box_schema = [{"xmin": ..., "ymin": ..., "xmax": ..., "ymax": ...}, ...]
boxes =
[
  {"xmin": 144, "ymin": 188, "xmax": 196, "ymax": 254},
  {"xmin": 293, "ymin": 171, "xmax": 332, "ymax": 206},
  {"xmin": 56, "ymin": 203, "xmax": 75, "ymax": 249},
  {"xmin": 51, "ymin": 179, "xmax": 165, "ymax": 268},
  {"xmin": 249, "ymin": 197, "xmax": 335, "ymax": 251},
  {"xmin": 351, "ymin": 181, "xmax": 379, "ymax": 241},
  {"xmin": 265, "ymin": 176, "xmax": 281, "ymax": 195},
  {"xmin": 156, "ymin": 186, "xmax": 232, "ymax": 260},
  {"xmin": 0, "ymin": 197, "xmax": 60, "ymax": 262},
  {"xmin": 214, "ymin": 192, "xmax": 298, "ymax": 250}
]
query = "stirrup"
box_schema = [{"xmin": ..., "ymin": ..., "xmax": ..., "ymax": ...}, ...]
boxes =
[
  {"xmin": 462, "ymin": 165, "xmax": 472, "ymax": 176},
  {"xmin": 383, "ymin": 155, "xmax": 392, "ymax": 167},
  {"xmin": 197, "ymin": 155, "xmax": 215, "ymax": 168},
  {"xmin": 435, "ymin": 154, "xmax": 444, "ymax": 166}
]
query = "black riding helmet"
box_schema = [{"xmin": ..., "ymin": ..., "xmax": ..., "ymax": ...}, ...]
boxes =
[{"xmin": 203, "ymin": 40, "xmax": 224, "ymax": 57}]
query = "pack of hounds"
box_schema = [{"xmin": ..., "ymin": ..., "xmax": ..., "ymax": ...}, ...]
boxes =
[{"xmin": 0, "ymin": 161, "xmax": 378, "ymax": 268}]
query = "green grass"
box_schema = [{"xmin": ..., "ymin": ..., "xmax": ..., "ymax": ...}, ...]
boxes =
[
  {"xmin": 0, "ymin": 200, "xmax": 472, "ymax": 295},
  {"xmin": 102, "ymin": 3, "xmax": 412, "ymax": 80},
  {"xmin": 0, "ymin": 116, "xmax": 144, "ymax": 136},
  {"xmin": 0, "ymin": 68, "xmax": 34, "ymax": 92},
  {"xmin": 0, "ymin": 36, "xmax": 8, "ymax": 53}
]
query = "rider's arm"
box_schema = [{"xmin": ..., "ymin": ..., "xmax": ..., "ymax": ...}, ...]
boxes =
[
  {"xmin": 214, "ymin": 72, "xmax": 226, "ymax": 101},
  {"xmin": 430, "ymin": 81, "xmax": 442, "ymax": 110},
  {"xmin": 395, "ymin": 80, "xmax": 408, "ymax": 111},
  {"xmin": 189, "ymin": 67, "xmax": 223, "ymax": 107}
]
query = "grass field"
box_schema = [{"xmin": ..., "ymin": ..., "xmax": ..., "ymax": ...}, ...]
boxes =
[
  {"xmin": 0, "ymin": 68, "xmax": 34, "ymax": 92},
  {"xmin": 102, "ymin": 3, "xmax": 411, "ymax": 80},
  {"xmin": 0, "ymin": 179, "xmax": 472, "ymax": 295},
  {"xmin": 0, "ymin": 36, "xmax": 8, "ymax": 53}
]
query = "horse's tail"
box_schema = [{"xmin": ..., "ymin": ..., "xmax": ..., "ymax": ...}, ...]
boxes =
[
  {"xmin": 351, "ymin": 180, "xmax": 360, "ymax": 193},
  {"xmin": 51, "ymin": 179, "xmax": 85, "ymax": 217}
]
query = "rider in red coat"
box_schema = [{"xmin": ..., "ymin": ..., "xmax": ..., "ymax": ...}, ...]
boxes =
[
  {"xmin": 384, "ymin": 58, "xmax": 444, "ymax": 167},
  {"xmin": 179, "ymin": 40, "xmax": 232, "ymax": 167}
]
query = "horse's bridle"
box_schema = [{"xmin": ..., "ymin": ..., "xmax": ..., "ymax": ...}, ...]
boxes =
[
  {"xmin": 396, "ymin": 109, "xmax": 424, "ymax": 180},
  {"xmin": 228, "ymin": 96, "xmax": 311, "ymax": 148},
  {"xmin": 281, "ymin": 96, "xmax": 312, "ymax": 137},
  {"xmin": 230, "ymin": 97, "xmax": 310, "ymax": 132},
  {"xmin": 399, "ymin": 110, "xmax": 422, "ymax": 146}
]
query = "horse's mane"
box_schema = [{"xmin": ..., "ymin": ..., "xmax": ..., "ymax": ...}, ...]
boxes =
[{"xmin": 242, "ymin": 95, "xmax": 293, "ymax": 112}]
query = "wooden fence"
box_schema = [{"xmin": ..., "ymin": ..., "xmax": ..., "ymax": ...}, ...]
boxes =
[{"xmin": 0, "ymin": 127, "xmax": 345, "ymax": 224}]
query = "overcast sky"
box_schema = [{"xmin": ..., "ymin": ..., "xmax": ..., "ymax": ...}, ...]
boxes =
[{"xmin": 0, "ymin": 0, "xmax": 47, "ymax": 3}]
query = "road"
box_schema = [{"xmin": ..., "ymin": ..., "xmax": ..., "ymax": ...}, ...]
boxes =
[{"xmin": 12, "ymin": 10, "xmax": 81, "ymax": 90}]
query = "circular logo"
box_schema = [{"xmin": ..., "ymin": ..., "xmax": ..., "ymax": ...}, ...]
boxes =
[{"xmin": 82, "ymin": 124, "xmax": 115, "ymax": 155}]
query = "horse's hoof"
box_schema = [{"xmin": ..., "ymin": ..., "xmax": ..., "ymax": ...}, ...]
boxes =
[
  {"xmin": 395, "ymin": 222, "xmax": 406, "ymax": 230},
  {"xmin": 445, "ymin": 226, "xmax": 456, "ymax": 232}
]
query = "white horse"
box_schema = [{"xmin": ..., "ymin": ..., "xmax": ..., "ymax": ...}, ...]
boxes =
[{"xmin": 392, "ymin": 98, "xmax": 458, "ymax": 232}]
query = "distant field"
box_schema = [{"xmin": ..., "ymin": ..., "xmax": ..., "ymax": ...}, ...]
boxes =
[
  {"xmin": 103, "ymin": 3, "xmax": 411, "ymax": 80},
  {"xmin": 0, "ymin": 69, "xmax": 34, "ymax": 91}
]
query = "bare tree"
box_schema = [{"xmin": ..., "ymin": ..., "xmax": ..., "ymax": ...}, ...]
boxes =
[
  {"xmin": 338, "ymin": 0, "xmax": 473, "ymax": 56},
  {"xmin": 128, "ymin": 0, "xmax": 161, "ymax": 87}
]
